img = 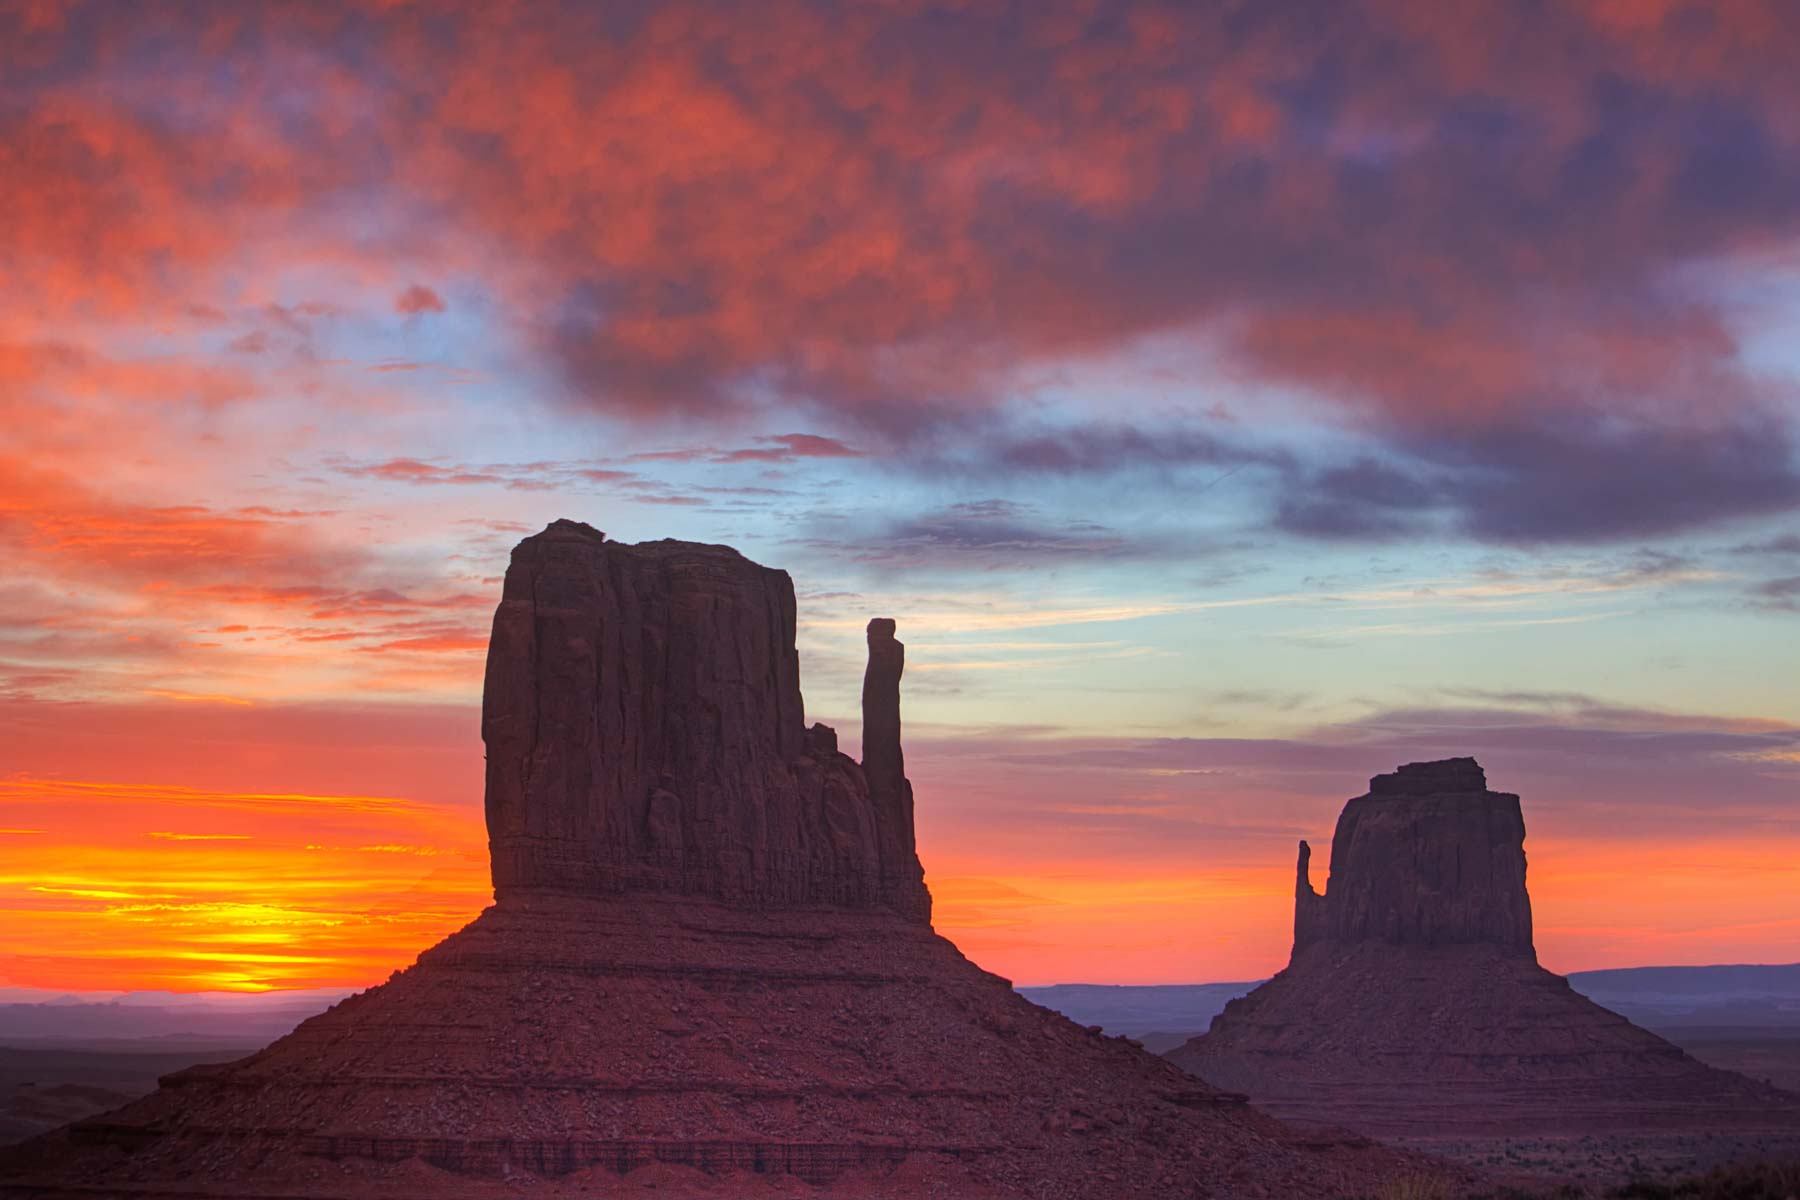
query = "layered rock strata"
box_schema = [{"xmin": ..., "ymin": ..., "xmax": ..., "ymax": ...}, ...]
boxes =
[
  {"xmin": 1171, "ymin": 758, "xmax": 1800, "ymax": 1142},
  {"xmin": 0, "ymin": 523, "xmax": 1410, "ymax": 1199}
]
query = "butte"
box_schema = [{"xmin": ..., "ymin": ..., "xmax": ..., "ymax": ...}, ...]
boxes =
[
  {"xmin": 1168, "ymin": 757, "xmax": 1800, "ymax": 1161},
  {"xmin": 1, "ymin": 521, "xmax": 1408, "ymax": 1199}
]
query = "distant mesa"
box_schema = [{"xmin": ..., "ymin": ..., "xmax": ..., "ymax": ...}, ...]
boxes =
[
  {"xmin": 1169, "ymin": 757, "xmax": 1800, "ymax": 1143},
  {"xmin": 1292, "ymin": 757, "xmax": 1531, "ymax": 954},
  {"xmin": 0, "ymin": 520, "xmax": 1408, "ymax": 1199}
]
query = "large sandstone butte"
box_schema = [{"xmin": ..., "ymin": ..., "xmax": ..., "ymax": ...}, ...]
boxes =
[
  {"xmin": 1170, "ymin": 758, "xmax": 1800, "ymax": 1144},
  {"xmin": 480, "ymin": 528, "xmax": 928, "ymax": 918},
  {"xmin": 1, "ymin": 522, "xmax": 1407, "ymax": 1199}
]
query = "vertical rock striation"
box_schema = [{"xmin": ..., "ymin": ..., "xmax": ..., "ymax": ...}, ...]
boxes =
[
  {"xmin": 482, "ymin": 519, "xmax": 928, "ymax": 919},
  {"xmin": 1291, "ymin": 757, "xmax": 1531, "ymax": 954}
]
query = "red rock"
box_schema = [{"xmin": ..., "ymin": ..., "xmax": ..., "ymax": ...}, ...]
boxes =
[
  {"xmin": 0, "ymin": 524, "xmax": 1419, "ymax": 1199},
  {"xmin": 483, "ymin": 520, "xmax": 928, "ymax": 919},
  {"xmin": 1170, "ymin": 758, "xmax": 1800, "ymax": 1150},
  {"xmin": 1293, "ymin": 757, "xmax": 1530, "ymax": 952},
  {"xmin": 860, "ymin": 616, "xmax": 919, "ymax": 892}
]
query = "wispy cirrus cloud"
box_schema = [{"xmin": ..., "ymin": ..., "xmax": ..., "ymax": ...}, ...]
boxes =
[
  {"xmin": 1751, "ymin": 575, "xmax": 1800, "ymax": 613},
  {"xmin": 631, "ymin": 433, "xmax": 865, "ymax": 464}
]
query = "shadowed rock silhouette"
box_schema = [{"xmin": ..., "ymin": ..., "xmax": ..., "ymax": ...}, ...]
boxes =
[
  {"xmin": 481, "ymin": 521, "xmax": 929, "ymax": 918},
  {"xmin": 1292, "ymin": 758, "xmax": 1530, "ymax": 953},
  {"xmin": 1170, "ymin": 758, "xmax": 1800, "ymax": 1145},
  {"xmin": 0, "ymin": 522, "xmax": 1410, "ymax": 1199}
]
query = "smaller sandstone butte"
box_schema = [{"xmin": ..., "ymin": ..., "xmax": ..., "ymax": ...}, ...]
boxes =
[
  {"xmin": 1171, "ymin": 758, "xmax": 1800, "ymax": 1144},
  {"xmin": 1293, "ymin": 758, "xmax": 1530, "ymax": 953},
  {"xmin": 0, "ymin": 523, "xmax": 1414, "ymax": 1200}
]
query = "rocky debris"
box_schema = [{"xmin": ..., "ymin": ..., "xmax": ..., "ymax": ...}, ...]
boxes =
[
  {"xmin": 1170, "ymin": 758, "xmax": 1800, "ymax": 1147},
  {"xmin": 0, "ymin": 524, "xmax": 1419, "ymax": 1199}
]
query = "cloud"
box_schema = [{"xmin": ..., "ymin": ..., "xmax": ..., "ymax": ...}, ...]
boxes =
[
  {"xmin": 329, "ymin": 450, "xmax": 839, "ymax": 511},
  {"xmin": 338, "ymin": 458, "xmax": 509, "ymax": 487},
  {"xmin": 974, "ymin": 425, "xmax": 1283, "ymax": 477},
  {"xmin": 352, "ymin": 625, "xmax": 489, "ymax": 655},
  {"xmin": 12, "ymin": 2, "xmax": 1800, "ymax": 540},
  {"xmin": 1275, "ymin": 416, "xmax": 1800, "ymax": 543},
  {"xmin": 0, "ymin": 453, "xmax": 506, "ymax": 704},
  {"xmin": 1751, "ymin": 575, "xmax": 1800, "ymax": 612},
  {"xmin": 886, "ymin": 505, "xmax": 1124, "ymax": 564},
  {"xmin": 1275, "ymin": 458, "xmax": 1436, "ymax": 540},
  {"xmin": 908, "ymin": 694, "xmax": 1800, "ymax": 853},
  {"xmin": 334, "ymin": 456, "xmax": 636, "ymax": 495},
  {"xmin": 804, "ymin": 498, "xmax": 1198, "ymax": 573},
  {"xmin": 0, "ymin": 457, "xmax": 363, "ymax": 594},
  {"xmin": 714, "ymin": 433, "xmax": 864, "ymax": 462},
  {"xmin": 1436, "ymin": 417, "xmax": 1800, "ymax": 543},
  {"xmin": 1735, "ymin": 534, "xmax": 1800, "ymax": 556},
  {"xmin": 394, "ymin": 284, "xmax": 446, "ymax": 315},
  {"xmin": 629, "ymin": 433, "xmax": 865, "ymax": 464}
]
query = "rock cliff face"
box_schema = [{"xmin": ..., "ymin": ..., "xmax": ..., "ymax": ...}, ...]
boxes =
[
  {"xmin": 482, "ymin": 520, "xmax": 927, "ymax": 919},
  {"xmin": 1292, "ymin": 757, "xmax": 1531, "ymax": 954},
  {"xmin": 1171, "ymin": 759, "xmax": 1800, "ymax": 1147},
  {"xmin": 0, "ymin": 524, "xmax": 1412, "ymax": 1200}
]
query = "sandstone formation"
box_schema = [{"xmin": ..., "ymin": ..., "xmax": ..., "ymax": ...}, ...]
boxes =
[
  {"xmin": 481, "ymin": 523, "xmax": 928, "ymax": 919},
  {"xmin": 1292, "ymin": 759, "xmax": 1530, "ymax": 953},
  {"xmin": 0, "ymin": 522, "xmax": 1410, "ymax": 1199},
  {"xmin": 1170, "ymin": 759, "xmax": 1800, "ymax": 1146}
]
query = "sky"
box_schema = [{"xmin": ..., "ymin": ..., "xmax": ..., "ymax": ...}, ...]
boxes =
[{"xmin": 2, "ymin": 0, "xmax": 1799, "ymax": 994}]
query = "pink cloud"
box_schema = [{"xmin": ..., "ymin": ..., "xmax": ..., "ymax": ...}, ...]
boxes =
[{"xmin": 394, "ymin": 284, "xmax": 446, "ymax": 315}]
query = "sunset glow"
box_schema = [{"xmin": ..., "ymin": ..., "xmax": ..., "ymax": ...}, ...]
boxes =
[
  {"xmin": 0, "ymin": 777, "xmax": 486, "ymax": 991},
  {"xmin": 4, "ymin": 1, "xmax": 1799, "ymax": 995}
]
